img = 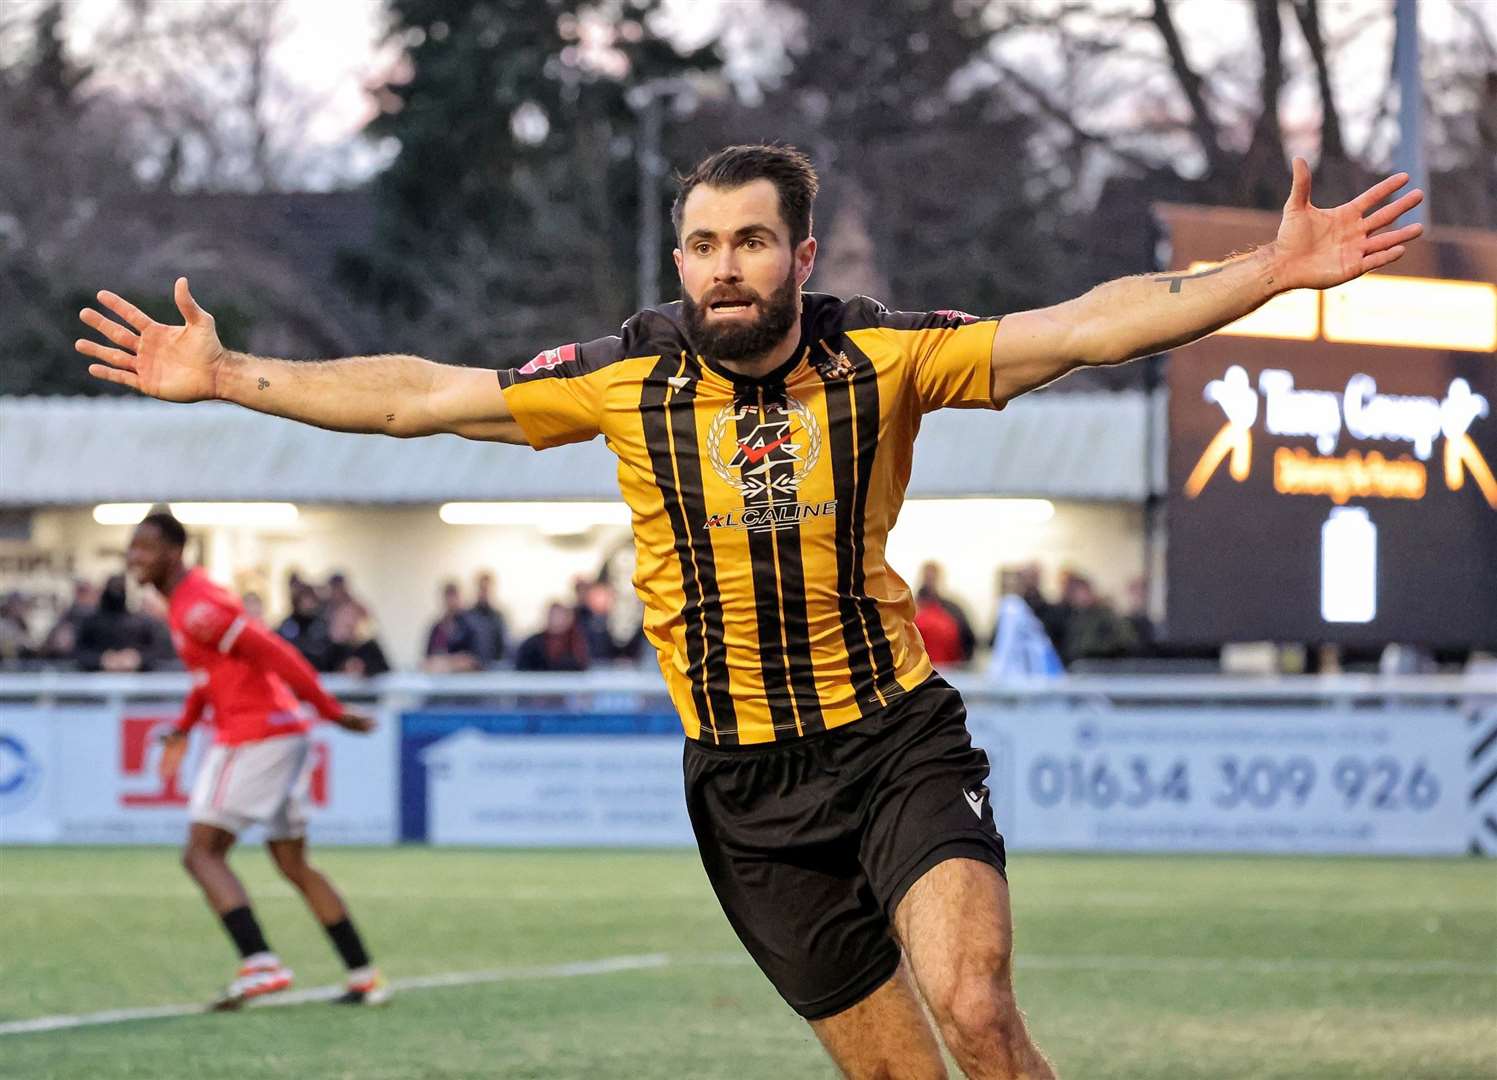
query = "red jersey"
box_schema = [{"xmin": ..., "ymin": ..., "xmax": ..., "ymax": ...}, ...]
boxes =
[
  {"xmin": 914, "ymin": 599, "xmax": 964, "ymax": 665},
  {"xmin": 168, "ymin": 569, "xmax": 340, "ymax": 745}
]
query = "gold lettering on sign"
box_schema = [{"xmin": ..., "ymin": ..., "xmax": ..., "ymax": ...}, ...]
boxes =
[{"xmin": 1272, "ymin": 448, "xmax": 1427, "ymax": 504}]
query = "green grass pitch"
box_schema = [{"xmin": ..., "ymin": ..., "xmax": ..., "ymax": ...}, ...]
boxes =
[{"xmin": 1, "ymin": 847, "xmax": 1493, "ymax": 1078}]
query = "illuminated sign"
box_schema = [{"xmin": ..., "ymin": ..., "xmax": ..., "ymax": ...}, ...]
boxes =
[
  {"xmin": 1324, "ymin": 275, "xmax": 1497, "ymax": 353},
  {"xmin": 1186, "ymin": 366, "xmax": 1495, "ymax": 508},
  {"xmin": 1191, "ymin": 261, "xmax": 1497, "ymax": 353},
  {"xmin": 1160, "ymin": 206, "xmax": 1497, "ymax": 648}
]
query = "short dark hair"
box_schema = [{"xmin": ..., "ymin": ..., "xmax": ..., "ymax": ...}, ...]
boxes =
[
  {"xmin": 140, "ymin": 511, "xmax": 187, "ymax": 549},
  {"xmin": 672, "ymin": 144, "xmax": 819, "ymax": 248}
]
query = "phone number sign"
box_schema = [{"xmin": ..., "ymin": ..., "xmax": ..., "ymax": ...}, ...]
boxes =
[{"xmin": 968, "ymin": 707, "xmax": 1469, "ymax": 854}]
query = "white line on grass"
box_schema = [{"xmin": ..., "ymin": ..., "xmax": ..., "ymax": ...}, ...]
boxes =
[
  {"xmin": 0, "ymin": 953, "xmax": 671, "ymax": 1037},
  {"xmin": 1014, "ymin": 954, "xmax": 1497, "ymax": 978},
  {"xmin": 5, "ymin": 950, "xmax": 1493, "ymax": 1038},
  {"xmin": 677, "ymin": 952, "xmax": 1497, "ymax": 978}
]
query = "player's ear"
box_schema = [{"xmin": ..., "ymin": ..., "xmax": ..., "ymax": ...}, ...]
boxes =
[
  {"xmin": 795, "ymin": 236, "xmax": 817, "ymax": 288},
  {"xmin": 672, "ymin": 247, "xmax": 684, "ymax": 283}
]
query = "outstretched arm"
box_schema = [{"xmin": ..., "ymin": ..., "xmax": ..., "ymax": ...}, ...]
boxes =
[
  {"xmin": 989, "ymin": 159, "xmax": 1425, "ymax": 404},
  {"xmin": 76, "ymin": 278, "xmax": 526, "ymax": 443},
  {"xmin": 227, "ymin": 620, "xmax": 372, "ymax": 732}
]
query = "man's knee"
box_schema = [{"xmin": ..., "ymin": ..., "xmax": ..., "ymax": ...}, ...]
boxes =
[
  {"xmin": 270, "ymin": 853, "xmax": 304, "ymax": 884},
  {"xmin": 268, "ymin": 843, "xmax": 312, "ymax": 886},
  {"xmin": 929, "ymin": 955, "xmax": 1023, "ymax": 1056},
  {"xmin": 182, "ymin": 844, "xmax": 221, "ymax": 876}
]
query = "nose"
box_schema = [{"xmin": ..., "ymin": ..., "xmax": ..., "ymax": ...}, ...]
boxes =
[{"xmin": 711, "ymin": 247, "xmax": 742, "ymax": 285}]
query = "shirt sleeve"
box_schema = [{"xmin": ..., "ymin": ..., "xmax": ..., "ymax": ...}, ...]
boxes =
[
  {"xmin": 174, "ymin": 678, "xmax": 209, "ymax": 735},
  {"xmin": 229, "ymin": 621, "xmax": 345, "ymax": 721},
  {"xmin": 905, "ymin": 310, "xmax": 1003, "ymax": 413},
  {"xmin": 496, "ymin": 334, "xmax": 626, "ymax": 449},
  {"xmin": 179, "ymin": 595, "xmax": 248, "ymax": 654}
]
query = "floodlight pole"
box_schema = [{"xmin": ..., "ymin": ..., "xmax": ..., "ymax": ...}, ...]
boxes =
[
  {"xmin": 1392, "ymin": 0, "xmax": 1429, "ymax": 226},
  {"xmin": 636, "ymin": 89, "xmax": 665, "ymax": 311},
  {"xmin": 629, "ymin": 78, "xmax": 694, "ymax": 311}
]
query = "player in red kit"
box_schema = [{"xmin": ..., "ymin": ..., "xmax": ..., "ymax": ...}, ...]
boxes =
[{"xmin": 126, "ymin": 510, "xmax": 389, "ymax": 1010}]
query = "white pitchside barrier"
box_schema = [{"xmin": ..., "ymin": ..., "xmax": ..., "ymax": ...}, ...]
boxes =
[{"xmin": 1, "ymin": 671, "xmax": 1493, "ymax": 855}]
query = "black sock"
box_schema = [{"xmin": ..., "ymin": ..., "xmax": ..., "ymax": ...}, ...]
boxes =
[
  {"xmin": 220, "ymin": 906, "xmax": 271, "ymax": 959},
  {"xmin": 323, "ymin": 917, "xmax": 371, "ymax": 970}
]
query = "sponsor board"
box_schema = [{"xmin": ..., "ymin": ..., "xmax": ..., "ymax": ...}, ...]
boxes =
[
  {"xmin": 967, "ymin": 706, "xmax": 1471, "ymax": 855},
  {"xmin": 399, "ymin": 705, "xmax": 1479, "ymax": 855},
  {"xmin": 399, "ymin": 710, "xmax": 682, "ymax": 843},
  {"xmin": 0, "ymin": 710, "xmax": 60, "ymax": 843},
  {"xmin": 1, "ymin": 707, "xmax": 396, "ymax": 845}
]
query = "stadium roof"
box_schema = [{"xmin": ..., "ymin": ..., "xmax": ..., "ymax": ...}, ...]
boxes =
[{"xmin": 0, "ymin": 392, "xmax": 1155, "ymax": 505}]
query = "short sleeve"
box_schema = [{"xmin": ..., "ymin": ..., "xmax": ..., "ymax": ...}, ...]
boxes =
[
  {"xmin": 906, "ymin": 310, "xmax": 1003, "ymax": 413},
  {"xmin": 497, "ymin": 336, "xmax": 624, "ymax": 449},
  {"xmin": 181, "ymin": 596, "xmax": 244, "ymax": 653}
]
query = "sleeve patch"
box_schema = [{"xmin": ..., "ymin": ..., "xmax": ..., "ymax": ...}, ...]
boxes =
[
  {"xmin": 183, "ymin": 600, "xmax": 235, "ymax": 647},
  {"xmin": 518, "ymin": 343, "xmax": 578, "ymax": 375},
  {"xmin": 932, "ymin": 309, "xmax": 980, "ymax": 325}
]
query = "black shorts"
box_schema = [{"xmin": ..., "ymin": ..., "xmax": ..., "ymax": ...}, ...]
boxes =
[{"xmin": 683, "ymin": 676, "xmax": 1006, "ymax": 1021}]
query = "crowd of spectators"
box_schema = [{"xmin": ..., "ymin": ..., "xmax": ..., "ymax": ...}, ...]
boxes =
[
  {"xmin": 4, "ymin": 559, "xmax": 1486, "ymax": 677},
  {"xmin": 914, "ymin": 560, "xmax": 1154, "ymax": 674},
  {"xmin": 275, "ymin": 572, "xmax": 391, "ymax": 677},
  {"xmin": 421, "ymin": 572, "xmax": 644, "ymax": 674},
  {"xmin": 1, "ymin": 576, "xmax": 176, "ymax": 672}
]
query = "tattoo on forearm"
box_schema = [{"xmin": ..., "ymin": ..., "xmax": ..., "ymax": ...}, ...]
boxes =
[
  {"xmin": 1153, "ymin": 264, "xmax": 1226, "ymax": 294},
  {"xmin": 386, "ymin": 413, "xmax": 395, "ymax": 423},
  {"xmin": 257, "ymin": 377, "xmax": 269, "ymax": 390}
]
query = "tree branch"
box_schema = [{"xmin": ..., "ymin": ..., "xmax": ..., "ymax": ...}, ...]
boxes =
[
  {"xmin": 1290, "ymin": 0, "xmax": 1344, "ymax": 160},
  {"xmin": 990, "ymin": 60, "xmax": 1156, "ymax": 174},
  {"xmin": 1148, "ymin": 0, "xmax": 1228, "ymax": 175}
]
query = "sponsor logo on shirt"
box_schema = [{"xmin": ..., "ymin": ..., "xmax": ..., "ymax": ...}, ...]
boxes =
[{"xmin": 705, "ymin": 394, "xmax": 836, "ymax": 533}]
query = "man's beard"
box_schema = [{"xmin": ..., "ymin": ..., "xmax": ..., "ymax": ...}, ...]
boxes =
[{"xmin": 682, "ymin": 269, "xmax": 800, "ymax": 365}]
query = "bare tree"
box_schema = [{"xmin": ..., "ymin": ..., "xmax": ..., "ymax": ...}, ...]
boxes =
[{"xmin": 90, "ymin": 0, "xmax": 382, "ymax": 193}]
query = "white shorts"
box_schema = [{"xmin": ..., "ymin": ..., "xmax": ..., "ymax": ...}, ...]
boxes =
[{"xmin": 189, "ymin": 733, "xmax": 313, "ymax": 840}]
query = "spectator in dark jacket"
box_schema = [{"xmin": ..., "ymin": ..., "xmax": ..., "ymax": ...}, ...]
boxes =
[
  {"xmin": 1060, "ymin": 576, "xmax": 1139, "ymax": 665},
  {"xmin": 276, "ymin": 583, "xmax": 332, "ymax": 671},
  {"xmin": 75, "ymin": 575, "xmax": 165, "ymax": 671},
  {"xmin": 574, "ymin": 580, "xmax": 620, "ymax": 664},
  {"xmin": 0, "ymin": 591, "xmax": 35, "ymax": 663},
  {"xmin": 424, "ymin": 581, "xmax": 481, "ymax": 673},
  {"xmin": 465, "ymin": 571, "xmax": 508, "ymax": 667},
  {"xmin": 515, "ymin": 602, "xmax": 591, "ymax": 672},
  {"xmin": 323, "ymin": 601, "xmax": 390, "ymax": 677}
]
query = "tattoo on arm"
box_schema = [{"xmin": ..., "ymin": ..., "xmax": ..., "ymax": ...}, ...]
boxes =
[
  {"xmin": 257, "ymin": 377, "xmax": 269, "ymax": 390},
  {"xmin": 386, "ymin": 413, "xmax": 395, "ymax": 423},
  {"xmin": 1152, "ymin": 264, "xmax": 1226, "ymax": 294}
]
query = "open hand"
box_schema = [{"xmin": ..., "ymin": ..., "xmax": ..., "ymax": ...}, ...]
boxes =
[
  {"xmin": 158, "ymin": 731, "xmax": 188, "ymax": 784},
  {"xmin": 336, "ymin": 710, "xmax": 377, "ymax": 734},
  {"xmin": 75, "ymin": 277, "xmax": 225, "ymax": 401},
  {"xmin": 1273, "ymin": 158, "xmax": 1424, "ymax": 291}
]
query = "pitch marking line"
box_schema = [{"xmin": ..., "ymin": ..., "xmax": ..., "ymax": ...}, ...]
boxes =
[
  {"xmin": 5, "ymin": 950, "xmax": 1494, "ymax": 1037},
  {"xmin": 0, "ymin": 953, "xmax": 671, "ymax": 1036},
  {"xmin": 680, "ymin": 953, "xmax": 1497, "ymax": 978}
]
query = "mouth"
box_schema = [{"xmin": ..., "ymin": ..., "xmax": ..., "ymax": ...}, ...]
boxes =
[{"xmin": 708, "ymin": 299, "xmax": 755, "ymax": 316}]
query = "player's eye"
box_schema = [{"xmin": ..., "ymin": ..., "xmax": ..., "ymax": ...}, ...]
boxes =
[
  {"xmin": 694, "ymin": 243, "xmax": 712, "ymax": 256},
  {"xmin": 743, "ymin": 237, "xmax": 763, "ymax": 249}
]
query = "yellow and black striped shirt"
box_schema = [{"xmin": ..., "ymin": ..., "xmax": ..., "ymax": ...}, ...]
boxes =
[{"xmin": 498, "ymin": 293, "xmax": 1001, "ymax": 745}]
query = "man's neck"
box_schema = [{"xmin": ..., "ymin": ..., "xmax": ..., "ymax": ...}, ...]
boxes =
[
  {"xmin": 161, "ymin": 562, "xmax": 190, "ymax": 598},
  {"xmin": 711, "ymin": 317, "xmax": 803, "ymax": 380}
]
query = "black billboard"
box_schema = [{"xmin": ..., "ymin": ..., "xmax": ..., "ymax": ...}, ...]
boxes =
[{"xmin": 1160, "ymin": 206, "xmax": 1497, "ymax": 648}]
